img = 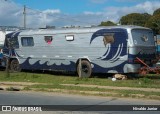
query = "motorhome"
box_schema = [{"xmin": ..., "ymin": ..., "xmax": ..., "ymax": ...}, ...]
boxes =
[{"xmin": 3, "ymin": 26, "xmax": 157, "ymax": 77}]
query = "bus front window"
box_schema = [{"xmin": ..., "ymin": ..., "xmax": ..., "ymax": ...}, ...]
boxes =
[{"xmin": 131, "ymin": 29, "xmax": 155, "ymax": 46}]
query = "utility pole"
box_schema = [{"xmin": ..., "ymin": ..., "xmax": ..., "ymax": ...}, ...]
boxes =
[{"xmin": 23, "ymin": 5, "xmax": 26, "ymax": 29}]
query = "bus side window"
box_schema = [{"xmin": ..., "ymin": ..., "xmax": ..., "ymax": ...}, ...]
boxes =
[
  {"xmin": 103, "ymin": 34, "xmax": 114, "ymax": 47},
  {"xmin": 65, "ymin": 35, "xmax": 74, "ymax": 41},
  {"xmin": 21, "ymin": 37, "xmax": 34, "ymax": 46},
  {"xmin": 44, "ymin": 36, "xmax": 53, "ymax": 44}
]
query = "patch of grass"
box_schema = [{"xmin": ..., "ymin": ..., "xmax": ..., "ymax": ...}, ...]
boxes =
[
  {"xmin": 1, "ymin": 70, "xmax": 160, "ymax": 99},
  {"xmin": 139, "ymin": 77, "xmax": 153, "ymax": 84},
  {"xmin": 29, "ymin": 84, "xmax": 160, "ymax": 95},
  {"xmin": 28, "ymin": 84, "xmax": 160, "ymax": 100},
  {"xmin": 5, "ymin": 71, "xmax": 10, "ymax": 78},
  {"xmin": 0, "ymin": 71, "xmax": 160, "ymax": 88},
  {"xmin": 23, "ymin": 87, "xmax": 31, "ymax": 91}
]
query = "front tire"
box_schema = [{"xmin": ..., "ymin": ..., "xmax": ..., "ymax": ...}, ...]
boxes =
[
  {"xmin": 77, "ymin": 60, "xmax": 92, "ymax": 78},
  {"xmin": 10, "ymin": 59, "xmax": 21, "ymax": 72}
]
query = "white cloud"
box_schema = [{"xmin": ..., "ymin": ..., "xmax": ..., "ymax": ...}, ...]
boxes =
[
  {"xmin": 84, "ymin": 11, "xmax": 102, "ymax": 15},
  {"xmin": 0, "ymin": 0, "xmax": 160, "ymax": 28},
  {"xmin": 25, "ymin": 9, "xmax": 61, "ymax": 28},
  {"xmin": 102, "ymin": 1, "xmax": 160, "ymax": 22},
  {"xmin": 0, "ymin": 1, "xmax": 22, "ymax": 26},
  {"xmin": 0, "ymin": 1, "xmax": 61, "ymax": 28},
  {"xmin": 43, "ymin": 9, "xmax": 61, "ymax": 14},
  {"xmin": 31, "ymin": 1, "xmax": 160, "ymax": 27},
  {"xmin": 135, "ymin": 1, "xmax": 160, "ymax": 14},
  {"xmin": 81, "ymin": 1, "xmax": 160, "ymax": 25}
]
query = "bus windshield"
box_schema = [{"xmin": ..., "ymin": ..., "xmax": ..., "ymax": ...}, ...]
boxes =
[{"xmin": 131, "ymin": 29, "xmax": 155, "ymax": 46}]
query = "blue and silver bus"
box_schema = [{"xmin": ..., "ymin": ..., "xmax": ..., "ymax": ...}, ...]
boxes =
[{"xmin": 3, "ymin": 25, "xmax": 157, "ymax": 77}]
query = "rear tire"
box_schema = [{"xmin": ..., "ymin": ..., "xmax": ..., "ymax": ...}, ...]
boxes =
[
  {"xmin": 10, "ymin": 59, "xmax": 21, "ymax": 72},
  {"xmin": 77, "ymin": 60, "xmax": 92, "ymax": 78}
]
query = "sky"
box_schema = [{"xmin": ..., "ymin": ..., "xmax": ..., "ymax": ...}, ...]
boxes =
[{"xmin": 0, "ymin": 0, "xmax": 160, "ymax": 28}]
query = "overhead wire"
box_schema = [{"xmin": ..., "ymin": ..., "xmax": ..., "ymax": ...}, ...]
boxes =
[{"xmin": 25, "ymin": 6, "xmax": 97, "ymax": 26}]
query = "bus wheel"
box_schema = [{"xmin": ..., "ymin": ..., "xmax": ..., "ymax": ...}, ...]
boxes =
[
  {"xmin": 77, "ymin": 60, "xmax": 92, "ymax": 78},
  {"xmin": 10, "ymin": 59, "xmax": 21, "ymax": 72}
]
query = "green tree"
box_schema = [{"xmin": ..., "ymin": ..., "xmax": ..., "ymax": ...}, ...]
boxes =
[
  {"xmin": 145, "ymin": 14, "xmax": 160, "ymax": 34},
  {"xmin": 99, "ymin": 21, "xmax": 116, "ymax": 26},
  {"xmin": 120, "ymin": 13, "xmax": 151, "ymax": 26},
  {"xmin": 153, "ymin": 8, "xmax": 160, "ymax": 16}
]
